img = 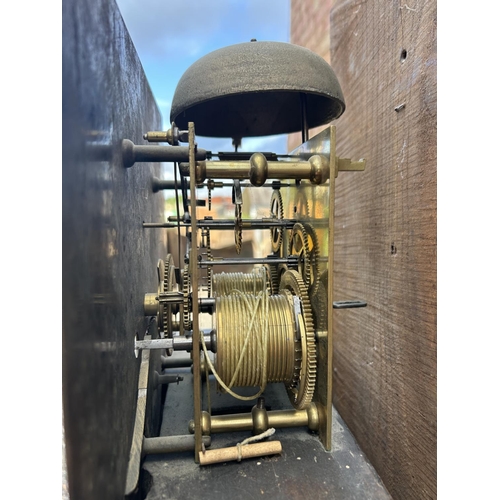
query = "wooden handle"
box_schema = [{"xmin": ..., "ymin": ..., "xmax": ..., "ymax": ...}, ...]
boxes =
[{"xmin": 199, "ymin": 440, "xmax": 282, "ymax": 465}]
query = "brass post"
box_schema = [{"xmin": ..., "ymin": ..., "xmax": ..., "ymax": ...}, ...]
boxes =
[
  {"xmin": 323, "ymin": 126, "xmax": 336, "ymax": 451},
  {"xmin": 188, "ymin": 403, "xmax": 319, "ymax": 435},
  {"xmin": 189, "ymin": 122, "xmax": 202, "ymax": 462}
]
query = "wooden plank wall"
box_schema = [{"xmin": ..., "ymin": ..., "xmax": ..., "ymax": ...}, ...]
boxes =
[{"xmin": 328, "ymin": 1, "xmax": 437, "ymax": 499}]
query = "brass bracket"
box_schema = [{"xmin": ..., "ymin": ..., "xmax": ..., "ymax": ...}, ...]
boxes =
[{"xmin": 335, "ymin": 157, "xmax": 366, "ymax": 178}]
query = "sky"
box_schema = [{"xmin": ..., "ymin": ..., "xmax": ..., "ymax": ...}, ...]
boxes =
[{"xmin": 115, "ymin": 0, "xmax": 291, "ymax": 158}]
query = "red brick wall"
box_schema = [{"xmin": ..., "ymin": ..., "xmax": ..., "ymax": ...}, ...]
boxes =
[{"xmin": 288, "ymin": 0, "xmax": 336, "ymax": 150}]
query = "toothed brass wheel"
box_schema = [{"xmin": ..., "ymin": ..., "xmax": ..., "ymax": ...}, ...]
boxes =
[
  {"xmin": 302, "ymin": 222, "xmax": 321, "ymax": 294},
  {"xmin": 156, "ymin": 258, "xmax": 166, "ymax": 334},
  {"xmin": 163, "ymin": 254, "xmax": 176, "ymax": 355},
  {"xmin": 279, "ymin": 270, "xmax": 317, "ymax": 410},
  {"xmin": 206, "ymin": 228, "xmax": 213, "ymax": 297},
  {"xmin": 294, "ymin": 188, "xmax": 311, "ymax": 219},
  {"xmin": 270, "ymin": 190, "xmax": 284, "ymax": 253},
  {"xmin": 182, "ymin": 264, "xmax": 192, "ymax": 330},
  {"xmin": 289, "ymin": 223, "xmax": 312, "ymax": 289},
  {"xmin": 265, "ymin": 263, "xmax": 281, "ymax": 295}
]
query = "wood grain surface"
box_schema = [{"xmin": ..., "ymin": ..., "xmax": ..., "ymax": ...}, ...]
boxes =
[
  {"xmin": 62, "ymin": 0, "xmax": 165, "ymax": 496},
  {"xmin": 329, "ymin": 1, "xmax": 437, "ymax": 499}
]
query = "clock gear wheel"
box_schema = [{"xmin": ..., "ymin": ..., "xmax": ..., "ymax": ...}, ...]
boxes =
[
  {"xmin": 201, "ymin": 228, "xmax": 213, "ymax": 297},
  {"xmin": 294, "ymin": 188, "xmax": 311, "ymax": 220},
  {"xmin": 279, "ymin": 270, "xmax": 317, "ymax": 410},
  {"xmin": 270, "ymin": 189, "xmax": 284, "ymax": 253},
  {"xmin": 265, "ymin": 263, "xmax": 281, "ymax": 295},
  {"xmin": 162, "ymin": 254, "xmax": 176, "ymax": 355},
  {"xmin": 182, "ymin": 264, "xmax": 192, "ymax": 330},
  {"xmin": 309, "ymin": 276, "xmax": 328, "ymax": 331},
  {"xmin": 302, "ymin": 222, "xmax": 321, "ymax": 295},
  {"xmin": 289, "ymin": 223, "xmax": 312, "ymax": 289},
  {"xmin": 155, "ymin": 258, "xmax": 166, "ymax": 335},
  {"xmin": 206, "ymin": 228, "xmax": 213, "ymax": 297}
]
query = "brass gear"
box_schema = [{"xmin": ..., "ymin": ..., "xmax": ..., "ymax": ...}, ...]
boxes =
[
  {"xmin": 310, "ymin": 277, "xmax": 328, "ymax": 331},
  {"xmin": 289, "ymin": 223, "xmax": 312, "ymax": 289},
  {"xmin": 270, "ymin": 190, "xmax": 284, "ymax": 253},
  {"xmin": 279, "ymin": 270, "xmax": 316, "ymax": 410},
  {"xmin": 302, "ymin": 222, "xmax": 321, "ymax": 295},
  {"xmin": 156, "ymin": 258, "xmax": 166, "ymax": 334},
  {"xmin": 234, "ymin": 204, "xmax": 242, "ymax": 254},
  {"xmin": 311, "ymin": 269, "xmax": 330, "ymax": 331},
  {"xmin": 182, "ymin": 264, "xmax": 192, "ymax": 330},
  {"xmin": 294, "ymin": 188, "xmax": 311, "ymax": 219},
  {"xmin": 277, "ymin": 263, "xmax": 288, "ymax": 283},
  {"xmin": 264, "ymin": 263, "xmax": 280, "ymax": 295},
  {"xmin": 201, "ymin": 228, "xmax": 213, "ymax": 297},
  {"xmin": 206, "ymin": 228, "xmax": 213, "ymax": 297},
  {"xmin": 163, "ymin": 254, "xmax": 176, "ymax": 355}
]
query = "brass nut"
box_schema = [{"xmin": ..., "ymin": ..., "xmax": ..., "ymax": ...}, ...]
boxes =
[
  {"xmin": 251, "ymin": 400, "xmax": 269, "ymax": 435},
  {"xmin": 188, "ymin": 411, "xmax": 212, "ymax": 436},
  {"xmin": 196, "ymin": 161, "xmax": 207, "ymax": 184},
  {"xmin": 143, "ymin": 293, "xmax": 158, "ymax": 316},
  {"xmin": 307, "ymin": 402, "xmax": 319, "ymax": 431},
  {"xmin": 249, "ymin": 152, "xmax": 268, "ymax": 187},
  {"xmin": 309, "ymin": 155, "xmax": 329, "ymax": 184}
]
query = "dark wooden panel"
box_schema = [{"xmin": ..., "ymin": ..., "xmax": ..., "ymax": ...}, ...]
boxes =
[
  {"xmin": 62, "ymin": 0, "xmax": 165, "ymax": 498},
  {"xmin": 329, "ymin": 1, "xmax": 436, "ymax": 499}
]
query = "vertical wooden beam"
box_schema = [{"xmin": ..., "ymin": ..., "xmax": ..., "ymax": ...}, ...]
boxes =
[{"xmin": 329, "ymin": 1, "xmax": 437, "ymax": 499}]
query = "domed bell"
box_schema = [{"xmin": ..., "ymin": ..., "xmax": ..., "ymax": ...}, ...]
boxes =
[{"xmin": 170, "ymin": 41, "xmax": 345, "ymax": 138}]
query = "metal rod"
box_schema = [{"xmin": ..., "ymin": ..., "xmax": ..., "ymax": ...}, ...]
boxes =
[
  {"xmin": 198, "ymin": 257, "xmax": 297, "ymax": 266},
  {"xmin": 199, "ymin": 297, "xmax": 215, "ymax": 313},
  {"xmin": 179, "ymin": 152, "xmax": 330, "ymax": 185},
  {"xmin": 134, "ymin": 332, "xmax": 215, "ymax": 353},
  {"xmin": 173, "ymin": 216, "xmax": 294, "ymax": 224},
  {"xmin": 179, "ymin": 160, "xmax": 313, "ymax": 180},
  {"xmin": 143, "ymin": 219, "xmax": 298, "ymax": 229},
  {"xmin": 199, "ymin": 219, "xmax": 296, "ymax": 229},
  {"xmin": 121, "ymin": 139, "xmax": 206, "ymax": 168},
  {"xmin": 135, "ymin": 338, "xmax": 173, "ymax": 352},
  {"xmin": 142, "ymin": 435, "xmax": 211, "ymax": 457},
  {"xmin": 173, "ymin": 333, "xmax": 215, "ymax": 352},
  {"xmin": 174, "ymin": 162, "xmax": 183, "ymax": 272},
  {"xmin": 333, "ymin": 300, "xmax": 368, "ymax": 309},
  {"xmin": 180, "ymin": 174, "xmax": 190, "ymax": 216},
  {"xmin": 154, "ymin": 373, "xmax": 184, "ymax": 386},
  {"xmin": 209, "ymin": 152, "xmax": 301, "ymax": 160},
  {"xmin": 152, "ymin": 178, "xmax": 178, "ymax": 192},
  {"xmin": 161, "ymin": 356, "xmax": 192, "ymax": 369},
  {"xmin": 189, "ymin": 404, "xmax": 319, "ymax": 435},
  {"xmin": 300, "ymin": 92, "xmax": 309, "ymax": 143},
  {"xmin": 151, "ymin": 177, "xmax": 291, "ymax": 191},
  {"xmin": 157, "ymin": 291, "xmax": 184, "ymax": 304}
]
